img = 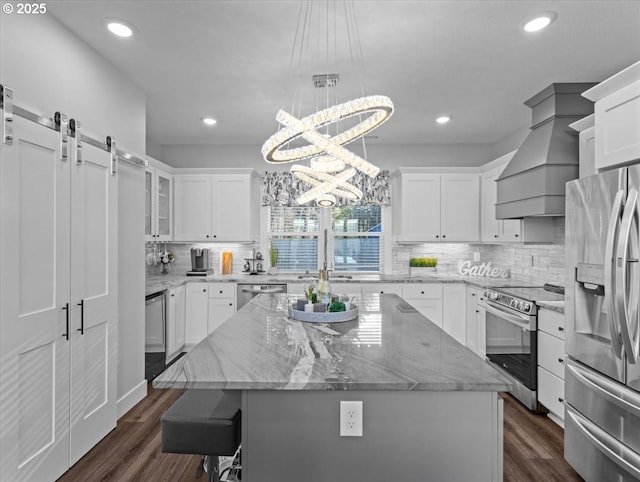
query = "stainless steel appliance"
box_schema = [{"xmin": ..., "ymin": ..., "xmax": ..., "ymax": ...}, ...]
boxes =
[
  {"xmin": 145, "ymin": 292, "xmax": 166, "ymax": 380},
  {"xmin": 484, "ymin": 285, "xmax": 565, "ymax": 411},
  {"xmin": 237, "ymin": 283, "xmax": 287, "ymax": 309},
  {"xmin": 565, "ymin": 165, "xmax": 640, "ymax": 481},
  {"xmin": 187, "ymin": 248, "xmax": 213, "ymax": 276}
]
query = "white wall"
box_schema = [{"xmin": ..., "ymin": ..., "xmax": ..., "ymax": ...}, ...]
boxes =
[
  {"xmin": 1, "ymin": 13, "xmax": 147, "ymax": 416},
  {"xmin": 0, "ymin": 12, "xmax": 146, "ymax": 156},
  {"xmin": 161, "ymin": 142, "xmax": 496, "ymax": 170}
]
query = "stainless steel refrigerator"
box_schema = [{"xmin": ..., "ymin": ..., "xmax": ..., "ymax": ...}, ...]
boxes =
[{"xmin": 565, "ymin": 164, "xmax": 640, "ymax": 481}]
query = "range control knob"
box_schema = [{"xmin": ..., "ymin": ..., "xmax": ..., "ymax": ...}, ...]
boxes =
[{"xmin": 523, "ymin": 302, "xmax": 531, "ymax": 312}]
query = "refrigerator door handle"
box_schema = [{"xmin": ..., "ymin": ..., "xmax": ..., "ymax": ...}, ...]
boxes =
[
  {"xmin": 567, "ymin": 359, "xmax": 640, "ymax": 418},
  {"xmin": 605, "ymin": 189, "xmax": 625, "ymax": 358},
  {"xmin": 566, "ymin": 406, "xmax": 640, "ymax": 480},
  {"xmin": 616, "ymin": 188, "xmax": 639, "ymax": 363}
]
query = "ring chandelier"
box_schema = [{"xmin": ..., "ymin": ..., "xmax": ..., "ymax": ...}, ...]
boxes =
[{"xmin": 261, "ymin": 0, "xmax": 394, "ymax": 207}]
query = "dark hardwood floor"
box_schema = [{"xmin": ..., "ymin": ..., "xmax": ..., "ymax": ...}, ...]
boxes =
[{"xmin": 58, "ymin": 386, "xmax": 583, "ymax": 481}]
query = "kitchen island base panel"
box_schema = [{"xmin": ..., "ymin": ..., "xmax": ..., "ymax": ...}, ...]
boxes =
[{"xmin": 242, "ymin": 390, "xmax": 503, "ymax": 482}]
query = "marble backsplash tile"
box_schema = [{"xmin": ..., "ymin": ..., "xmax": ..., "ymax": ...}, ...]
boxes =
[
  {"xmin": 392, "ymin": 217, "xmax": 566, "ymax": 287},
  {"xmin": 145, "ymin": 242, "xmax": 258, "ymax": 276},
  {"xmin": 149, "ymin": 218, "xmax": 566, "ymax": 287}
]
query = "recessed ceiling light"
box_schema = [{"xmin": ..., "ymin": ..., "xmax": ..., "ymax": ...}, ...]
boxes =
[
  {"xmin": 436, "ymin": 116, "xmax": 451, "ymax": 124},
  {"xmin": 202, "ymin": 117, "xmax": 217, "ymax": 126},
  {"xmin": 107, "ymin": 21, "xmax": 133, "ymax": 38},
  {"xmin": 524, "ymin": 12, "xmax": 557, "ymax": 32}
]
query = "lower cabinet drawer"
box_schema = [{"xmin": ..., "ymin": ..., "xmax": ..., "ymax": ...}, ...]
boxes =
[
  {"xmin": 402, "ymin": 283, "xmax": 442, "ymax": 299},
  {"xmin": 538, "ymin": 366, "xmax": 565, "ymax": 421},
  {"xmin": 538, "ymin": 330, "xmax": 565, "ymax": 379}
]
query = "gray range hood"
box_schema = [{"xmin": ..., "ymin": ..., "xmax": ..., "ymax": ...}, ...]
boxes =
[{"xmin": 496, "ymin": 83, "xmax": 596, "ymax": 219}]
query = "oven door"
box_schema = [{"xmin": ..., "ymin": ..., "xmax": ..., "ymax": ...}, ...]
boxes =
[{"xmin": 485, "ymin": 300, "xmax": 537, "ymax": 390}]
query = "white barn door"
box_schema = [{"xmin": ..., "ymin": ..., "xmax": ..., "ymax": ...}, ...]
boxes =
[{"xmin": 0, "ymin": 116, "xmax": 72, "ymax": 481}]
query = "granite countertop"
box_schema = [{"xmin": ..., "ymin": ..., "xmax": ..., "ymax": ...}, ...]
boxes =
[
  {"xmin": 153, "ymin": 293, "xmax": 511, "ymax": 392},
  {"xmin": 537, "ymin": 300, "xmax": 565, "ymax": 314},
  {"xmin": 145, "ymin": 271, "xmax": 537, "ymax": 296}
]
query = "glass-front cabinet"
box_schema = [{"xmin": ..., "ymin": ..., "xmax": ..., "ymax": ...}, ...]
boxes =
[{"xmin": 145, "ymin": 165, "xmax": 173, "ymax": 242}]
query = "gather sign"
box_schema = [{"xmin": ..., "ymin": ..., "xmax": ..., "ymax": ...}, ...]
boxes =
[{"xmin": 458, "ymin": 260, "xmax": 509, "ymax": 278}]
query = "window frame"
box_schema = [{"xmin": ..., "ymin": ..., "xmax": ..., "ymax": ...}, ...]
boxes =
[{"xmin": 263, "ymin": 205, "xmax": 388, "ymax": 274}]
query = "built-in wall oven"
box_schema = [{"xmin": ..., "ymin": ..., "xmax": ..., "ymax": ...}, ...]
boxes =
[{"xmin": 483, "ymin": 285, "xmax": 564, "ymax": 411}]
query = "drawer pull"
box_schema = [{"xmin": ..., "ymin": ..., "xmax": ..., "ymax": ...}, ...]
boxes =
[
  {"xmin": 558, "ymin": 357, "xmax": 564, "ymax": 364},
  {"xmin": 558, "ymin": 397, "xmax": 564, "ymax": 403}
]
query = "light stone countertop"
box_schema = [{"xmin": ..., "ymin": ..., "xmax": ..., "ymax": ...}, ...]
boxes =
[
  {"xmin": 153, "ymin": 293, "xmax": 512, "ymax": 392},
  {"xmin": 145, "ymin": 271, "xmax": 543, "ymax": 296},
  {"xmin": 537, "ymin": 300, "xmax": 565, "ymax": 314}
]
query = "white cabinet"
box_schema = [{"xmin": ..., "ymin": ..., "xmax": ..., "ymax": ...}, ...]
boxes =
[
  {"xmin": 569, "ymin": 114, "xmax": 596, "ymax": 178},
  {"xmin": 537, "ymin": 307, "xmax": 566, "ymax": 426},
  {"xmin": 208, "ymin": 282, "xmax": 236, "ymax": 334},
  {"xmin": 583, "ymin": 61, "xmax": 640, "ymax": 170},
  {"xmin": 145, "ymin": 165, "xmax": 172, "ymax": 241},
  {"xmin": 402, "ymin": 284, "xmax": 443, "ymax": 327},
  {"xmin": 185, "ymin": 282, "xmax": 210, "ymax": 346},
  {"xmin": 480, "ymin": 155, "xmax": 554, "ymax": 243},
  {"xmin": 186, "ymin": 282, "xmax": 237, "ymax": 347},
  {"xmin": 440, "ymin": 174, "xmax": 480, "ymax": 242},
  {"xmin": 1, "ymin": 117, "xmax": 117, "ymax": 480},
  {"xmin": 442, "ymin": 283, "xmax": 466, "ymax": 344},
  {"xmin": 166, "ymin": 285, "xmax": 186, "ymax": 362},
  {"xmin": 465, "ymin": 286, "xmax": 486, "ymax": 358},
  {"xmin": 173, "ymin": 171, "xmax": 259, "ymax": 242},
  {"xmin": 393, "ymin": 171, "xmax": 479, "ymax": 242}
]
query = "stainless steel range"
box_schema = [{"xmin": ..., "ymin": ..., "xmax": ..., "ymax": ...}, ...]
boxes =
[{"xmin": 483, "ymin": 284, "xmax": 564, "ymax": 411}]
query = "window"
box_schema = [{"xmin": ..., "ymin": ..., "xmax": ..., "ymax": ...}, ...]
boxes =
[{"xmin": 267, "ymin": 205, "xmax": 383, "ymax": 272}]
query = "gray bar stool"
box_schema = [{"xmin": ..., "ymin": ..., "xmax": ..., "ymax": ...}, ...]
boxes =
[{"xmin": 162, "ymin": 389, "xmax": 242, "ymax": 481}]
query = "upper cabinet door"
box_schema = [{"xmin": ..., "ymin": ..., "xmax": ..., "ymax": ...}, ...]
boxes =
[
  {"xmin": 211, "ymin": 174, "xmax": 258, "ymax": 242},
  {"xmin": 145, "ymin": 169, "xmax": 153, "ymax": 240},
  {"xmin": 394, "ymin": 173, "xmax": 441, "ymax": 241},
  {"xmin": 173, "ymin": 175, "xmax": 213, "ymax": 241},
  {"xmin": 481, "ymin": 168, "xmax": 502, "ymax": 242},
  {"xmin": 441, "ymin": 174, "xmax": 479, "ymax": 241},
  {"xmin": 155, "ymin": 169, "xmax": 172, "ymax": 241}
]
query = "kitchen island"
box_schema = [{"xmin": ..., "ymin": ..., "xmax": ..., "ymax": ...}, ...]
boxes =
[{"xmin": 154, "ymin": 293, "xmax": 510, "ymax": 481}]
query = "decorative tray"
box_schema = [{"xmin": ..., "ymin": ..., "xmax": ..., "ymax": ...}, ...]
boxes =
[{"xmin": 288, "ymin": 303, "xmax": 358, "ymax": 323}]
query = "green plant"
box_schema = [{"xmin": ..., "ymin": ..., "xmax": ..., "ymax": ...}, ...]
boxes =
[
  {"xmin": 269, "ymin": 242, "xmax": 278, "ymax": 267},
  {"xmin": 410, "ymin": 257, "xmax": 438, "ymax": 268}
]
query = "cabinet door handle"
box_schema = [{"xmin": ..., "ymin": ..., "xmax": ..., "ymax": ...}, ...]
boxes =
[
  {"xmin": 476, "ymin": 310, "xmax": 479, "ymax": 313},
  {"xmin": 229, "ymin": 303, "xmax": 233, "ymax": 307},
  {"xmin": 206, "ymin": 235, "xmax": 210, "ymax": 238},
  {"xmin": 558, "ymin": 357, "xmax": 564, "ymax": 364},
  {"xmin": 420, "ymin": 291, "xmax": 424, "ymax": 294},
  {"xmin": 219, "ymin": 290, "xmax": 223, "ymax": 294},
  {"xmin": 77, "ymin": 299, "xmax": 84, "ymax": 334},
  {"xmin": 472, "ymin": 293, "xmax": 475, "ymax": 297},
  {"xmin": 435, "ymin": 235, "xmax": 439, "ymax": 239},
  {"xmin": 558, "ymin": 326, "xmax": 564, "ymax": 332},
  {"xmin": 62, "ymin": 303, "xmax": 70, "ymax": 340},
  {"xmin": 203, "ymin": 289, "xmax": 207, "ymax": 292},
  {"xmin": 494, "ymin": 234, "xmax": 498, "ymax": 238},
  {"xmin": 442, "ymin": 235, "xmax": 446, "ymax": 239},
  {"xmin": 213, "ymin": 235, "xmax": 217, "ymax": 238},
  {"xmin": 515, "ymin": 234, "xmax": 519, "ymax": 237},
  {"xmin": 171, "ymin": 293, "xmax": 175, "ymax": 297}
]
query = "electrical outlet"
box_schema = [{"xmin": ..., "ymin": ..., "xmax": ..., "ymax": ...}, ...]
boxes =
[{"xmin": 340, "ymin": 400, "xmax": 363, "ymax": 437}]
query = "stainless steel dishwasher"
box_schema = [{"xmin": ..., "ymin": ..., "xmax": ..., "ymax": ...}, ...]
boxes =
[
  {"xmin": 145, "ymin": 291, "xmax": 166, "ymax": 381},
  {"xmin": 236, "ymin": 283, "xmax": 287, "ymax": 309}
]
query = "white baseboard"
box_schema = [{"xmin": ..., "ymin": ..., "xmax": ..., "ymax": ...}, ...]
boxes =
[{"xmin": 117, "ymin": 380, "xmax": 148, "ymax": 419}]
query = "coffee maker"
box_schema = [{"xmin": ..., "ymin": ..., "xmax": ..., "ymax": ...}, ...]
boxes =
[{"xmin": 187, "ymin": 248, "xmax": 213, "ymax": 276}]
